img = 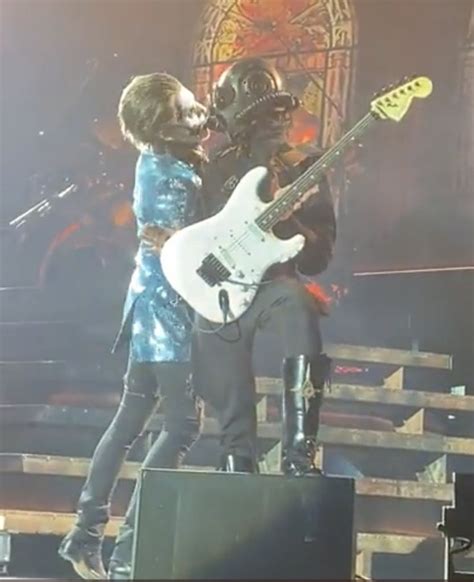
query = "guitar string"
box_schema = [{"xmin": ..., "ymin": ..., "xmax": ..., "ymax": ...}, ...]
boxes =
[
  {"xmin": 210, "ymin": 115, "xmax": 374, "ymax": 290},
  {"xmin": 259, "ymin": 114, "xmax": 375, "ymax": 228},
  {"xmin": 219, "ymin": 114, "xmax": 374, "ymax": 263}
]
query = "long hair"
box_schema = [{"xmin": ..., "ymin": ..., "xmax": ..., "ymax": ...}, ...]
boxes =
[{"xmin": 117, "ymin": 73, "xmax": 181, "ymax": 151}]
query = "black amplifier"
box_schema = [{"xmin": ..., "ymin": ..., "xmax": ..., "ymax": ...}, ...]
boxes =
[{"xmin": 133, "ymin": 469, "xmax": 355, "ymax": 580}]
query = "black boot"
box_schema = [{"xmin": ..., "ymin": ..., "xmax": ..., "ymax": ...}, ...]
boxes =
[
  {"xmin": 281, "ymin": 354, "xmax": 330, "ymax": 476},
  {"xmin": 219, "ymin": 453, "xmax": 258, "ymax": 473},
  {"xmin": 108, "ymin": 562, "xmax": 131, "ymax": 581},
  {"xmin": 58, "ymin": 525, "xmax": 107, "ymax": 579},
  {"xmin": 107, "ymin": 521, "xmax": 134, "ymax": 580},
  {"xmin": 107, "ymin": 562, "xmax": 132, "ymax": 580}
]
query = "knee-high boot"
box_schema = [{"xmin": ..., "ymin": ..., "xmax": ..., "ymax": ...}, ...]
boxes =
[{"xmin": 281, "ymin": 354, "xmax": 331, "ymax": 476}]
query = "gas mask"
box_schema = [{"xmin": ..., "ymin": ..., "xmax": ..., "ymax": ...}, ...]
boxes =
[{"xmin": 211, "ymin": 58, "xmax": 299, "ymax": 141}]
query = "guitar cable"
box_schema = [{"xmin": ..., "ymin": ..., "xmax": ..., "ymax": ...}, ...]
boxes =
[
  {"xmin": 183, "ymin": 295, "xmax": 243, "ymax": 342},
  {"xmin": 218, "ymin": 289, "xmax": 230, "ymax": 323},
  {"xmin": 185, "ymin": 276, "xmax": 278, "ymax": 341}
]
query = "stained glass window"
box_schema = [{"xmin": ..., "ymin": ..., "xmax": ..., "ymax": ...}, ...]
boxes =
[{"xmin": 193, "ymin": 0, "xmax": 357, "ymax": 151}]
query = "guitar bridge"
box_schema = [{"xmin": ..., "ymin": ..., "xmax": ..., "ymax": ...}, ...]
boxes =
[{"xmin": 197, "ymin": 253, "xmax": 231, "ymax": 287}]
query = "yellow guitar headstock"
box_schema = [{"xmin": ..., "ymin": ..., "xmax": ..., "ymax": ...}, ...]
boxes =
[{"xmin": 371, "ymin": 76, "xmax": 433, "ymax": 122}]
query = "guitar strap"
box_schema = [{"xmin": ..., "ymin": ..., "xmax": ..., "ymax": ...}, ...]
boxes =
[
  {"xmin": 212, "ymin": 143, "xmax": 318, "ymax": 208},
  {"xmin": 221, "ymin": 174, "xmax": 240, "ymax": 196}
]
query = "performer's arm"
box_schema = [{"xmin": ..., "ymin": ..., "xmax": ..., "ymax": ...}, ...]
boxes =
[{"xmin": 293, "ymin": 174, "xmax": 336, "ymax": 276}]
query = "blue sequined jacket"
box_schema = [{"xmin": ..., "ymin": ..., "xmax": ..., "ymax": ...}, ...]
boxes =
[{"xmin": 114, "ymin": 151, "xmax": 201, "ymax": 362}]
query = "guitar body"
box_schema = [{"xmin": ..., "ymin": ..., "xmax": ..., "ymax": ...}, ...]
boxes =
[
  {"xmin": 160, "ymin": 166, "xmax": 305, "ymax": 323},
  {"xmin": 161, "ymin": 76, "xmax": 433, "ymax": 323}
]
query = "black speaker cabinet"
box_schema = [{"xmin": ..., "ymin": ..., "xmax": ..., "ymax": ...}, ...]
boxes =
[{"xmin": 133, "ymin": 469, "xmax": 355, "ymax": 580}]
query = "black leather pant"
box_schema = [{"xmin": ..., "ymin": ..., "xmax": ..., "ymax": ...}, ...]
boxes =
[
  {"xmin": 76, "ymin": 360, "xmax": 202, "ymax": 546},
  {"xmin": 192, "ymin": 277, "xmax": 322, "ymax": 466}
]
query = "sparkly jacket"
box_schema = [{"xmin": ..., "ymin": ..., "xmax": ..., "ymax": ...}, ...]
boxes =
[{"xmin": 113, "ymin": 151, "xmax": 201, "ymax": 362}]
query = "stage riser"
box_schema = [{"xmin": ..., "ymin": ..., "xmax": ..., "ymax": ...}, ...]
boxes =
[
  {"xmin": 0, "ymin": 322, "xmax": 97, "ymax": 361},
  {"xmin": 0, "ymin": 344, "xmax": 469, "ymax": 579},
  {"xmin": 0, "ymin": 472, "xmax": 455, "ymax": 538}
]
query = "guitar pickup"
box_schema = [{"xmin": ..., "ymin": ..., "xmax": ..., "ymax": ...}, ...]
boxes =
[{"xmin": 196, "ymin": 253, "xmax": 231, "ymax": 287}]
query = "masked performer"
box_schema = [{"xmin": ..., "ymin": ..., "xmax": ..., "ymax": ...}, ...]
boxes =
[
  {"xmin": 191, "ymin": 58, "xmax": 335, "ymax": 475},
  {"xmin": 59, "ymin": 73, "xmax": 208, "ymax": 580}
]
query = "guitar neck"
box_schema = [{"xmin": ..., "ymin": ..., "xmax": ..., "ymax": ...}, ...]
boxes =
[{"xmin": 256, "ymin": 112, "xmax": 377, "ymax": 231}]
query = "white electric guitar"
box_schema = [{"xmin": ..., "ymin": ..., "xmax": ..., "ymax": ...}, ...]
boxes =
[{"xmin": 161, "ymin": 77, "xmax": 433, "ymax": 323}]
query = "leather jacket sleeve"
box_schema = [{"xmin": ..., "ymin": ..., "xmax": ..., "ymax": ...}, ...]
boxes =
[
  {"xmin": 277, "ymin": 151, "xmax": 336, "ymax": 276},
  {"xmin": 292, "ymin": 173, "xmax": 336, "ymax": 276}
]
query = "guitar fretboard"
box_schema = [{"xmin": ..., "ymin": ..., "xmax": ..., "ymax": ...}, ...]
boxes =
[{"xmin": 255, "ymin": 112, "xmax": 376, "ymax": 231}]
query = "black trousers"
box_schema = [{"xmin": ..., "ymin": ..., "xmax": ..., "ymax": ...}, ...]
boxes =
[
  {"xmin": 192, "ymin": 277, "xmax": 322, "ymax": 463},
  {"xmin": 76, "ymin": 360, "xmax": 202, "ymax": 533}
]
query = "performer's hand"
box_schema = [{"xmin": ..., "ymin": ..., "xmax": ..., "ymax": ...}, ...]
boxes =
[
  {"xmin": 139, "ymin": 224, "xmax": 175, "ymax": 252},
  {"xmin": 274, "ymin": 184, "xmax": 319, "ymax": 221}
]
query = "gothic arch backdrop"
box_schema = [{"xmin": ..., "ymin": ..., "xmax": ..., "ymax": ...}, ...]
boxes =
[
  {"xmin": 190, "ymin": 0, "xmax": 360, "ymax": 372},
  {"xmin": 192, "ymin": 0, "xmax": 357, "ymax": 155}
]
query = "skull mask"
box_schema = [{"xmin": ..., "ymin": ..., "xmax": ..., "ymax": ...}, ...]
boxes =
[{"xmin": 157, "ymin": 85, "xmax": 209, "ymax": 148}]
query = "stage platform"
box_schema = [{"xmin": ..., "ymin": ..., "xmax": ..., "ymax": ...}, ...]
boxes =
[{"xmin": 1, "ymin": 341, "xmax": 473, "ymax": 577}]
